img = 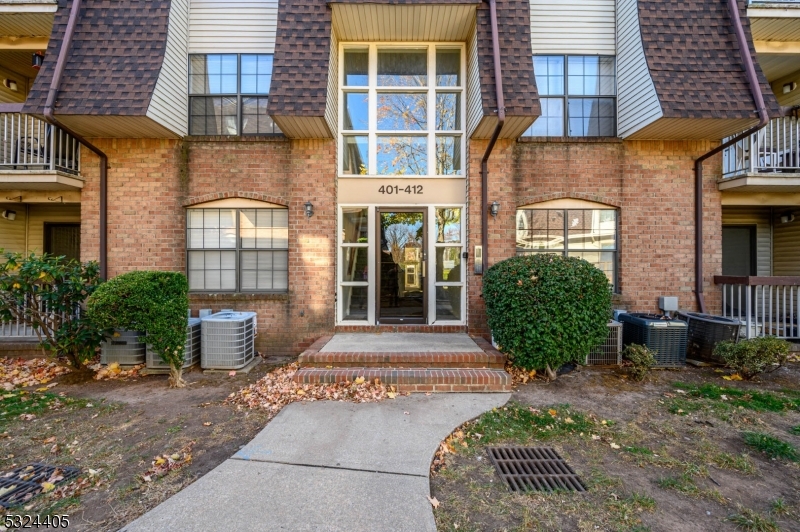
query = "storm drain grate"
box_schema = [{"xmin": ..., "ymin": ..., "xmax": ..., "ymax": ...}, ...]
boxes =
[
  {"xmin": 486, "ymin": 447, "xmax": 586, "ymax": 493},
  {"xmin": 0, "ymin": 463, "xmax": 80, "ymax": 508}
]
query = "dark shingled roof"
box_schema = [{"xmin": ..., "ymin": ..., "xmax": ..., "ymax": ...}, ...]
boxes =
[
  {"xmin": 476, "ymin": 0, "xmax": 540, "ymax": 118},
  {"xmin": 23, "ymin": 0, "xmax": 171, "ymax": 116},
  {"xmin": 638, "ymin": 0, "xmax": 780, "ymax": 120},
  {"xmin": 266, "ymin": 0, "xmax": 332, "ymax": 119}
]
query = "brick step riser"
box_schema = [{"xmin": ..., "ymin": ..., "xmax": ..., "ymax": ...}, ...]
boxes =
[
  {"xmin": 301, "ymin": 361, "xmax": 506, "ymax": 369},
  {"xmin": 293, "ymin": 368, "xmax": 511, "ymax": 393}
]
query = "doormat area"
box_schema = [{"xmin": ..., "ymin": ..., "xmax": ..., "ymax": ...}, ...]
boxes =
[
  {"xmin": 486, "ymin": 446, "xmax": 586, "ymax": 492},
  {"xmin": 0, "ymin": 463, "xmax": 80, "ymax": 508}
]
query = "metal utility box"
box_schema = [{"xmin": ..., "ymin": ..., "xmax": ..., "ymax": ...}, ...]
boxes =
[
  {"xmin": 620, "ymin": 313, "xmax": 687, "ymax": 368},
  {"xmin": 200, "ymin": 311, "xmax": 256, "ymax": 370},
  {"xmin": 586, "ymin": 320, "xmax": 622, "ymax": 366},
  {"xmin": 101, "ymin": 329, "xmax": 146, "ymax": 366},
  {"xmin": 146, "ymin": 318, "xmax": 202, "ymax": 370}
]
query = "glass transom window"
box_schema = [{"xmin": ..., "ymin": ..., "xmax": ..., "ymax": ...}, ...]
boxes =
[
  {"xmin": 516, "ymin": 208, "xmax": 618, "ymax": 291},
  {"xmin": 523, "ymin": 55, "xmax": 616, "ymax": 138},
  {"xmin": 340, "ymin": 45, "xmax": 464, "ymax": 177}
]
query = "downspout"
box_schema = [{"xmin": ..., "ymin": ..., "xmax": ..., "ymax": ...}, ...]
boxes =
[
  {"xmin": 41, "ymin": 0, "xmax": 108, "ymax": 279},
  {"xmin": 480, "ymin": 0, "xmax": 505, "ymax": 273},
  {"xmin": 692, "ymin": 0, "xmax": 768, "ymax": 312}
]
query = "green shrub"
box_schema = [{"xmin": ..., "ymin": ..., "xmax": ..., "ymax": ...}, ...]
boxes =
[
  {"xmin": 87, "ymin": 271, "xmax": 189, "ymax": 388},
  {"xmin": 622, "ymin": 344, "xmax": 656, "ymax": 382},
  {"xmin": 0, "ymin": 252, "xmax": 107, "ymax": 369},
  {"xmin": 713, "ymin": 337, "xmax": 790, "ymax": 380},
  {"xmin": 483, "ymin": 254, "xmax": 611, "ymax": 373}
]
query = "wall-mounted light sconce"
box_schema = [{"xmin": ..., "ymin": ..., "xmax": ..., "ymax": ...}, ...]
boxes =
[
  {"xmin": 489, "ymin": 201, "xmax": 500, "ymax": 217},
  {"xmin": 783, "ymin": 82, "xmax": 798, "ymax": 95},
  {"xmin": 2, "ymin": 79, "xmax": 18, "ymax": 92},
  {"xmin": 2, "ymin": 210, "xmax": 17, "ymax": 221},
  {"xmin": 31, "ymin": 51, "xmax": 44, "ymax": 70},
  {"xmin": 304, "ymin": 201, "xmax": 314, "ymax": 218},
  {"xmin": 780, "ymin": 213, "xmax": 796, "ymax": 224}
]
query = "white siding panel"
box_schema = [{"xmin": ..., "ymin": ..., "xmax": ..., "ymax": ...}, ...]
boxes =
[
  {"xmin": 189, "ymin": 0, "xmax": 278, "ymax": 53},
  {"xmin": 529, "ymin": 0, "xmax": 616, "ymax": 55},
  {"xmin": 325, "ymin": 31, "xmax": 338, "ymax": 139},
  {"xmin": 721, "ymin": 206, "xmax": 772, "ymax": 277},
  {"xmin": 466, "ymin": 22, "xmax": 482, "ymax": 138},
  {"xmin": 148, "ymin": 0, "xmax": 189, "ymax": 137},
  {"xmin": 773, "ymin": 216, "xmax": 800, "ymax": 276},
  {"xmin": 616, "ymin": 0, "xmax": 662, "ymax": 138}
]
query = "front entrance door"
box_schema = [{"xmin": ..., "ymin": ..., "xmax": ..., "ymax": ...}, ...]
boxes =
[{"xmin": 377, "ymin": 209, "xmax": 427, "ymax": 324}]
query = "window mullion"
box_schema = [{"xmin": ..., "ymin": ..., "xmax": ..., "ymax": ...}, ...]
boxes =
[{"xmin": 428, "ymin": 45, "xmax": 435, "ymax": 176}]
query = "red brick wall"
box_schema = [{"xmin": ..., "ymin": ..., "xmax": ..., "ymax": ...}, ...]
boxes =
[
  {"xmin": 79, "ymin": 137, "xmax": 336, "ymax": 356},
  {"xmin": 466, "ymin": 138, "xmax": 723, "ymax": 339}
]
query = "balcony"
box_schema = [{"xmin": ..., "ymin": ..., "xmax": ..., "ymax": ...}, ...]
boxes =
[
  {"xmin": 0, "ymin": 110, "xmax": 83, "ymax": 191},
  {"xmin": 720, "ymin": 117, "xmax": 800, "ymax": 192}
]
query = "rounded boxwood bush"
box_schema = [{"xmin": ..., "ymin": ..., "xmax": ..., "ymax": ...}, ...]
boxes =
[
  {"xmin": 86, "ymin": 271, "xmax": 189, "ymax": 387},
  {"xmin": 483, "ymin": 254, "xmax": 612, "ymax": 372}
]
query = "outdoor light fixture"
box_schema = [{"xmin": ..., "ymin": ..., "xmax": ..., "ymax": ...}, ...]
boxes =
[
  {"xmin": 490, "ymin": 201, "xmax": 500, "ymax": 217},
  {"xmin": 32, "ymin": 51, "xmax": 44, "ymax": 69},
  {"xmin": 304, "ymin": 201, "xmax": 314, "ymax": 218},
  {"xmin": 1, "ymin": 210, "xmax": 17, "ymax": 221},
  {"xmin": 780, "ymin": 213, "xmax": 795, "ymax": 224},
  {"xmin": 783, "ymin": 82, "xmax": 797, "ymax": 95},
  {"xmin": 2, "ymin": 79, "xmax": 18, "ymax": 92}
]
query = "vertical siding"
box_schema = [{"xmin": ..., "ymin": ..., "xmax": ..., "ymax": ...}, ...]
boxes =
[
  {"xmin": 188, "ymin": 0, "xmax": 278, "ymax": 53},
  {"xmin": 26, "ymin": 204, "xmax": 81, "ymax": 255},
  {"xmin": 721, "ymin": 206, "xmax": 772, "ymax": 276},
  {"xmin": 148, "ymin": 0, "xmax": 189, "ymax": 137},
  {"xmin": 529, "ymin": 0, "xmax": 616, "ymax": 54},
  {"xmin": 616, "ymin": 0, "xmax": 662, "ymax": 138},
  {"xmin": 466, "ymin": 22, "xmax": 482, "ymax": 138},
  {"xmin": 325, "ymin": 31, "xmax": 338, "ymax": 138},
  {"xmin": 0, "ymin": 203, "xmax": 27, "ymax": 256},
  {"xmin": 773, "ymin": 216, "xmax": 800, "ymax": 276}
]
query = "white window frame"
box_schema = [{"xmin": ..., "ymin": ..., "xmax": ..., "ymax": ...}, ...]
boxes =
[
  {"xmin": 338, "ymin": 43, "xmax": 466, "ymax": 178},
  {"xmin": 336, "ymin": 204, "xmax": 466, "ymax": 325}
]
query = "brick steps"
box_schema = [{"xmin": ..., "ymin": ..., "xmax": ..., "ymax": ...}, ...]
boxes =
[
  {"xmin": 297, "ymin": 351, "xmax": 505, "ymax": 369},
  {"xmin": 294, "ymin": 335, "xmax": 510, "ymax": 392},
  {"xmin": 292, "ymin": 367, "xmax": 512, "ymax": 393}
]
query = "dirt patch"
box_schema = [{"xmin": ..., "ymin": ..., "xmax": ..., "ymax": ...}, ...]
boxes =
[
  {"xmin": 0, "ymin": 359, "xmax": 283, "ymax": 531},
  {"xmin": 431, "ymin": 364, "xmax": 800, "ymax": 531}
]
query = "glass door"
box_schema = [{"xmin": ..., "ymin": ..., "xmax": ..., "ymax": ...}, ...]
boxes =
[{"xmin": 377, "ymin": 209, "xmax": 426, "ymax": 324}]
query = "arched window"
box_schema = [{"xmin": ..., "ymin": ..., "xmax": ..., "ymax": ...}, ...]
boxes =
[
  {"xmin": 186, "ymin": 199, "xmax": 288, "ymax": 292},
  {"xmin": 516, "ymin": 199, "xmax": 618, "ymax": 291}
]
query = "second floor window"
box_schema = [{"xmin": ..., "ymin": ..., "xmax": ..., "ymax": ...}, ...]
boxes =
[
  {"xmin": 340, "ymin": 44, "xmax": 464, "ymax": 177},
  {"xmin": 189, "ymin": 54, "xmax": 281, "ymax": 136},
  {"xmin": 523, "ymin": 55, "xmax": 616, "ymax": 138}
]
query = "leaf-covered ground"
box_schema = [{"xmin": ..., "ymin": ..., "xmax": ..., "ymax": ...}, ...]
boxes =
[{"xmin": 431, "ymin": 362, "xmax": 800, "ymax": 532}]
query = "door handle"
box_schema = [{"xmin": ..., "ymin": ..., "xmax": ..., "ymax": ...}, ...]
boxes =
[{"xmin": 422, "ymin": 261, "xmax": 426, "ymax": 278}]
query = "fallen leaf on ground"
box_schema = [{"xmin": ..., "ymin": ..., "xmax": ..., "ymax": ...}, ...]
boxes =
[
  {"xmin": 387, "ymin": 392, "xmax": 397, "ymax": 399},
  {"xmin": 427, "ymin": 495, "xmax": 440, "ymax": 509},
  {"xmin": 40, "ymin": 482, "xmax": 55, "ymax": 493},
  {"xmin": 90, "ymin": 363, "xmax": 144, "ymax": 381},
  {"xmin": 228, "ymin": 371, "xmax": 237, "ymax": 377},
  {"xmin": 0, "ymin": 357, "xmax": 71, "ymax": 390},
  {"xmin": 610, "ymin": 443, "xmax": 620, "ymax": 449},
  {"xmin": 203, "ymin": 422, "xmax": 212, "ymax": 426},
  {"xmin": 141, "ymin": 441, "xmax": 195, "ymax": 482},
  {"xmin": 548, "ymin": 409, "xmax": 558, "ymax": 417},
  {"xmin": 226, "ymin": 363, "xmax": 392, "ymax": 421},
  {"xmin": 354, "ymin": 376, "xmax": 365, "ymax": 385}
]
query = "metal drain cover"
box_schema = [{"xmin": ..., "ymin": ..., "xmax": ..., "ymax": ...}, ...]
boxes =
[
  {"xmin": 486, "ymin": 447, "xmax": 586, "ymax": 492},
  {"xmin": 0, "ymin": 463, "xmax": 80, "ymax": 508}
]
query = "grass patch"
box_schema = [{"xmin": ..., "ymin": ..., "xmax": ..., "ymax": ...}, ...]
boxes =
[
  {"xmin": 463, "ymin": 402, "xmax": 594, "ymax": 446},
  {"xmin": 0, "ymin": 391, "xmax": 87, "ymax": 428},
  {"xmin": 625, "ymin": 446, "xmax": 654, "ymax": 456},
  {"xmin": 726, "ymin": 506, "xmax": 780, "ymax": 532},
  {"xmin": 628, "ymin": 492, "xmax": 657, "ymax": 511},
  {"xmin": 770, "ymin": 497, "xmax": 789, "ymax": 516},
  {"xmin": 672, "ymin": 383, "xmax": 800, "ymax": 412},
  {"xmin": 656, "ymin": 473, "xmax": 724, "ymax": 503},
  {"xmin": 711, "ymin": 452, "xmax": 757, "ymax": 475},
  {"xmin": 667, "ymin": 398, "xmax": 702, "ymax": 416},
  {"xmin": 789, "ymin": 426, "xmax": 800, "ymax": 436},
  {"xmin": 742, "ymin": 432, "xmax": 798, "ymax": 461}
]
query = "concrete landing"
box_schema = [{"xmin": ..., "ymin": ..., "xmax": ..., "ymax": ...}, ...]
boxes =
[
  {"xmin": 120, "ymin": 393, "xmax": 510, "ymax": 532},
  {"xmin": 320, "ymin": 332, "xmax": 482, "ymax": 353}
]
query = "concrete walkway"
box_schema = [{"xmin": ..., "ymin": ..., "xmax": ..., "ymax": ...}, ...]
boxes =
[{"xmin": 120, "ymin": 393, "xmax": 510, "ymax": 532}]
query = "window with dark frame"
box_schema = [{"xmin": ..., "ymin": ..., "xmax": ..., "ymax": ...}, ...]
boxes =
[
  {"xmin": 522, "ymin": 55, "xmax": 616, "ymax": 138},
  {"xmin": 189, "ymin": 54, "xmax": 281, "ymax": 136},
  {"xmin": 515, "ymin": 208, "xmax": 619, "ymax": 291},
  {"xmin": 186, "ymin": 208, "xmax": 289, "ymax": 292}
]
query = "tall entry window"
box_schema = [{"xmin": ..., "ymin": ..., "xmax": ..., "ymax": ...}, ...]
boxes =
[
  {"xmin": 516, "ymin": 208, "xmax": 618, "ymax": 291},
  {"xmin": 523, "ymin": 55, "xmax": 616, "ymax": 137},
  {"xmin": 340, "ymin": 44, "xmax": 465, "ymax": 177},
  {"xmin": 189, "ymin": 54, "xmax": 281, "ymax": 135}
]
